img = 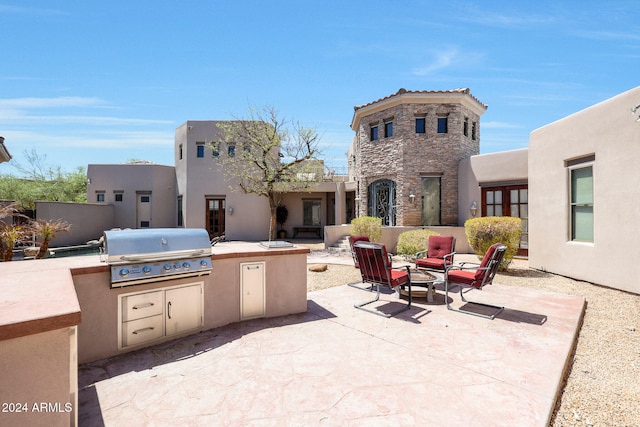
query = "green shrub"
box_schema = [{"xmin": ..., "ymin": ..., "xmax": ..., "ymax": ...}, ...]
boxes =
[
  {"xmin": 465, "ymin": 216, "xmax": 522, "ymax": 271},
  {"xmin": 396, "ymin": 229, "xmax": 441, "ymax": 258},
  {"xmin": 350, "ymin": 216, "xmax": 382, "ymax": 242}
]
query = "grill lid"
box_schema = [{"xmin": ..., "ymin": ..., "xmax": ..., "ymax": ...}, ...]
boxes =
[{"xmin": 104, "ymin": 228, "xmax": 211, "ymax": 265}]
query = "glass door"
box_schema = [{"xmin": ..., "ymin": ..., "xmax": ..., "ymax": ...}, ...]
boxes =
[{"xmin": 205, "ymin": 198, "xmax": 225, "ymax": 239}]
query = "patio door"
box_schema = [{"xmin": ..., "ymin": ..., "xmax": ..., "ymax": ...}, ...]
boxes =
[
  {"xmin": 206, "ymin": 198, "xmax": 225, "ymax": 239},
  {"xmin": 481, "ymin": 185, "xmax": 528, "ymax": 256},
  {"xmin": 136, "ymin": 192, "xmax": 152, "ymax": 228}
]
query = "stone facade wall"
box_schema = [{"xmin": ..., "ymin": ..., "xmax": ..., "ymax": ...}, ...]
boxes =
[{"xmin": 354, "ymin": 101, "xmax": 480, "ymax": 226}]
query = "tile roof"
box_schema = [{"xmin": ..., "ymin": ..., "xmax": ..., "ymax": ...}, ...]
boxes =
[{"xmin": 353, "ymin": 87, "xmax": 488, "ymax": 111}]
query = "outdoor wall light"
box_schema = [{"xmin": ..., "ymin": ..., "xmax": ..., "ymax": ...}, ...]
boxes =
[
  {"xmin": 228, "ymin": 206, "xmax": 234, "ymax": 215},
  {"xmin": 408, "ymin": 191, "xmax": 416, "ymax": 204},
  {"xmin": 470, "ymin": 201, "xmax": 478, "ymax": 217}
]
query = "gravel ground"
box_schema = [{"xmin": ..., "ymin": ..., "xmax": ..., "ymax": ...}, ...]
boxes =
[{"xmin": 306, "ymin": 253, "xmax": 640, "ymax": 427}]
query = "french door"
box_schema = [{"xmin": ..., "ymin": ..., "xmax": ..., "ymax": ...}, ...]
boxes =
[
  {"xmin": 481, "ymin": 185, "xmax": 528, "ymax": 256},
  {"xmin": 205, "ymin": 198, "xmax": 225, "ymax": 239}
]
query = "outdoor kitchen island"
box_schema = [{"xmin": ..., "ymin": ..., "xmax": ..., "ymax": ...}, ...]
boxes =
[
  {"xmin": 0, "ymin": 241, "xmax": 308, "ymax": 426},
  {"xmin": 73, "ymin": 241, "xmax": 310, "ymax": 364}
]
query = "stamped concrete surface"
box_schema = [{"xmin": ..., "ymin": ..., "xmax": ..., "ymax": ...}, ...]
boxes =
[{"xmin": 79, "ymin": 276, "xmax": 584, "ymax": 426}]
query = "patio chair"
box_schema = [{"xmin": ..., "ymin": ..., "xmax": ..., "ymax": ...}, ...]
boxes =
[
  {"xmin": 352, "ymin": 241, "xmax": 412, "ymax": 318},
  {"xmin": 444, "ymin": 243, "xmax": 507, "ymax": 320},
  {"xmin": 347, "ymin": 235, "xmax": 372, "ymax": 290},
  {"xmin": 415, "ymin": 235, "xmax": 456, "ymax": 272}
]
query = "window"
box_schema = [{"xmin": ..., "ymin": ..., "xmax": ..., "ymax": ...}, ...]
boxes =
[
  {"xmin": 96, "ymin": 192, "xmax": 105, "ymax": 202},
  {"xmin": 179, "ymin": 144, "xmax": 183, "ymax": 160},
  {"xmin": 370, "ymin": 125, "xmax": 378, "ymax": 141},
  {"xmin": 114, "ymin": 192, "xmax": 123, "ymax": 202},
  {"xmin": 303, "ymin": 199, "xmax": 322, "ymax": 226},
  {"xmin": 437, "ymin": 116, "xmax": 448, "ymax": 134},
  {"xmin": 415, "ymin": 117, "xmax": 425, "ymax": 134},
  {"xmin": 570, "ymin": 165, "xmax": 594, "ymax": 242},
  {"xmin": 485, "ymin": 190, "xmax": 503, "ymax": 216},
  {"xmin": 196, "ymin": 144, "xmax": 205, "ymax": 158},
  {"xmin": 481, "ymin": 184, "xmax": 529, "ymax": 255},
  {"xmin": 463, "ymin": 118, "xmax": 469, "ymax": 137},
  {"xmin": 177, "ymin": 196, "xmax": 183, "ymax": 227},
  {"xmin": 212, "ymin": 146, "xmax": 220, "ymax": 157},
  {"xmin": 472, "ymin": 122, "xmax": 477, "ymax": 141},
  {"xmin": 384, "ymin": 121, "xmax": 393, "ymax": 138},
  {"xmin": 228, "ymin": 145, "xmax": 235, "ymax": 157},
  {"xmin": 140, "ymin": 195, "xmax": 150, "ymax": 203}
]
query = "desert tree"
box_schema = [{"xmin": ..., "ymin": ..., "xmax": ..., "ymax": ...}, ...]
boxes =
[
  {"xmin": 214, "ymin": 105, "xmax": 322, "ymax": 240},
  {"xmin": 30, "ymin": 218, "xmax": 71, "ymax": 259}
]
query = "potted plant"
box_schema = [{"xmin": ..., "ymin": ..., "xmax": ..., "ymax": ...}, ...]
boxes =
[{"xmin": 276, "ymin": 205, "xmax": 288, "ymax": 239}]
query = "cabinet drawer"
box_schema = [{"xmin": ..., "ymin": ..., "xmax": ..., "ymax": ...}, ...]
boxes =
[
  {"xmin": 122, "ymin": 290, "xmax": 163, "ymax": 321},
  {"xmin": 122, "ymin": 315, "xmax": 164, "ymax": 347}
]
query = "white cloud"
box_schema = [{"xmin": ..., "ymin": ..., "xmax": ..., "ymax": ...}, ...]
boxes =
[
  {"xmin": 4, "ymin": 130, "xmax": 173, "ymax": 149},
  {"xmin": 482, "ymin": 121, "xmax": 520, "ymax": 129},
  {"xmin": 0, "ymin": 96, "xmax": 106, "ymax": 109},
  {"xmin": 412, "ymin": 48, "xmax": 460, "ymax": 76}
]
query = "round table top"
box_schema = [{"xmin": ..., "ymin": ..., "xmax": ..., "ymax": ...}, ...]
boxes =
[{"xmin": 408, "ymin": 269, "xmax": 437, "ymax": 284}]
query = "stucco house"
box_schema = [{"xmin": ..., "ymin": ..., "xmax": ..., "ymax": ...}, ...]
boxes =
[
  {"xmin": 527, "ymin": 86, "xmax": 640, "ymax": 294},
  {"xmin": 75, "ymin": 86, "xmax": 639, "ymax": 294}
]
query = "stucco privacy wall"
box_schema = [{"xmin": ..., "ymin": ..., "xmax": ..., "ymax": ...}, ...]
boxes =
[
  {"xmin": 35, "ymin": 201, "xmax": 113, "ymax": 247},
  {"xmin": 529, "ymin": 86, "xmax": 640, "ymax": 294}
]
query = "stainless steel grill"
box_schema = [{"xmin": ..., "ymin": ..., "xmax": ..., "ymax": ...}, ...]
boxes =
[{"xmin": 103, "ymin": 228, "xmax": 212, "ymax": 288}]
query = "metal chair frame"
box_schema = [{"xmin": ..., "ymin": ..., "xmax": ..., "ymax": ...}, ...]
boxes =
[
  {"xmin": 444, "ymin": 244, "xmax": 507, "ymax": 320},
  {"xmin": 347, "ymin": 235, "xmax": 374, "ymax": 291},
  {"xmin": 353, "ymin": 241, "xmax": 412, "ymax": 318}
]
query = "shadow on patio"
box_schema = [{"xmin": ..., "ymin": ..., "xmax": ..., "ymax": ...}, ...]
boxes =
[{"xmin": 79, "ymin": 281, "xmax": 583, "ymax": 426}]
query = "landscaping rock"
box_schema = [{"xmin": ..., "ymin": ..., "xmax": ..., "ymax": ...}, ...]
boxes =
[{"xmin": 308, "ymin": 264, "xmax": 328, "ymax": 272}]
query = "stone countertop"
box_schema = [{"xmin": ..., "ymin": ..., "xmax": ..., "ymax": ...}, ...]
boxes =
[
  {"xmin": 0, "ymin": 243, "xmax": 309, "ymax": 342},
  {"xmin": 0, "ymin": 257, "xmax": 88, "ymax": 341},
  {"xmin": 211, "ymin": 242, "xmax": 310, "ymax": 260}
]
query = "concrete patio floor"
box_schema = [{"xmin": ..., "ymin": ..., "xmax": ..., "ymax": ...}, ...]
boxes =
[{"xmin": 79, "ymin": 276, "xmax": 585, "ymax": 426}]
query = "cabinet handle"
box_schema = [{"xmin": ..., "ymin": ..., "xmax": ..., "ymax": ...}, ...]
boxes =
[
  {"xmin": 132, "ymin": 302, "xmax": 154, "ymax": 310},
  {"xmin": 132, "ymin": 327, "xmax": 154, "ymax": 335},
  {"xmin": 167, "ymin": 301, "xmax": 172, "ymax": 319},
  {"xmin": 246, "ymin": 266, "xmax": 261, "ymax": 270}
]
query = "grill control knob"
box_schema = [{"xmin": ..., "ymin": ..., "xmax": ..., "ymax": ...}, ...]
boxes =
[
  {"xmin": 173, "ymin": 263, "xmax": 181, "ymax": 270},
  {"xmin": 119, "ymin": 268, "xmax": 129, "ymax": 277},
  {"xmin": 163, "ymin": 264, "xmax": 172, "ymax": 272},
  {"xmin": 182, "ymin": 261, "xmax": 190, "ymax": 269},
  {"xmin": 200, "ymin": 260, "xmax": 209, "ymax": 268},
  {"xmin": 142, "ymin": 266, "xmax": 152, "ymax": 275}
]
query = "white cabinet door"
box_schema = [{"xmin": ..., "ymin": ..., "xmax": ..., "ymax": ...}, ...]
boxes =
[
  {"xmin": 241, "ymin": 262, "xmax": 265, "ymax": 320},
  {"xmin": 165, "ymin": 283, "xmax": 203, "ymax": 336}
]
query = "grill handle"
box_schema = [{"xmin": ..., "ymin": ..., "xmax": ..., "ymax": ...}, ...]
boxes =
[{"xmin": 118, "ymin": 249, "xmax": 207, "ymax": 263}]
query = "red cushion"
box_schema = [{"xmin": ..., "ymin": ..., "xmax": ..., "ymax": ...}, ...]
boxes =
[
  {"xmin": 428, "ymin": 236, "xmax": 455, "ymax": 259},
  {"xmin": 449, "ymin": 243, "xmax": 503, "ymax": 288},
  {"xmin": 389, "ymin": 269, "xmax": 409, "ymax": 287},
  {"xmin": 416, "ymin": 258, "xmax": 446, "ymax": 270},
  {"xmin": 447, "ymin": 270, "xmax": 478, "ymax": 287},
  {"xmin": 349, "ymin": 235, "xmax": 370, "ymax": 268}
]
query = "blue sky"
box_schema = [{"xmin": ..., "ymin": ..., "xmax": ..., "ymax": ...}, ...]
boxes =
[{"xmin": 1, "ymin": 1, "xmax": 638, "ymax": 174}]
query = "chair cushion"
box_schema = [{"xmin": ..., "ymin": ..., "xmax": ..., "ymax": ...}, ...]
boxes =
[
  {"xmin": 428, "ymin": 236, "xmax": 455, "ymax": 259},
  {"xmin": 389, "ymin": 269, "xmax": 409, "ymax": 287},
  {"xmin": 451, "ymin": 243, "xmax": 503, "ymax": 287},
  {"xmin": 416, "ymin": 257, "xmax": 446, "ymax": 271},
  {"xmin": 447, "ymin": 270, "xmax": 479, "ymax": 287}
]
